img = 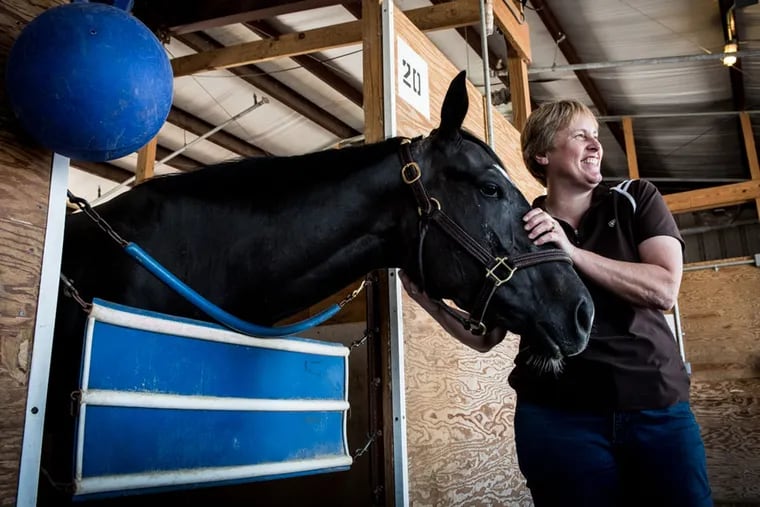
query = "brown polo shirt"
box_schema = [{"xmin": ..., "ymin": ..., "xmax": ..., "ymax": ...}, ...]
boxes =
[{"xmin": 508, "ymin": 179, "xmax": 690, "ymax": 411}]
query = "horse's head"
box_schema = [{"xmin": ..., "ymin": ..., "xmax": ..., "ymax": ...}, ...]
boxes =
[{"xmin": 401, "ymin": 71, "xmax": 593, "ymax": 368}]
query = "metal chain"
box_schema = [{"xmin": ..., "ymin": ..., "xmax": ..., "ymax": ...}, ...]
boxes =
[
  {"xmin": 67, "ymin": 191, "xmax": 128, "ymax": 248},
  {"xmin": 338, "ymin": 277, "xmax": 369, "ymax": 307},
  {"xmin": 352, "ymin": 430, "xmax": 381, "ymax": 459},
  {"xmin": 59, "ymin": 273, "xmax": 92, "ymax": 313}
]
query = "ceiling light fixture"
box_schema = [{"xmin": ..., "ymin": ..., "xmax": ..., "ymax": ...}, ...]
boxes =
[{"xmin": 722, "ymin": 41, "xmax": 738, "ymax": 67}]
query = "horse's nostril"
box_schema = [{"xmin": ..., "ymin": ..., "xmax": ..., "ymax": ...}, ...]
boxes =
[{"xmin": 576, "ymin": 298, "xmax": 594, "ymax": 335}]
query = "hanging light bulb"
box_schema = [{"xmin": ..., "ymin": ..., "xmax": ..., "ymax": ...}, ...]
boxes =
[{"xmin": 722, "ymin": 40, "xmax": 738, "ymax": 67}]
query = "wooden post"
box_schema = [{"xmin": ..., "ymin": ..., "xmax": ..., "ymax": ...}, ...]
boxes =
[
  {"xmin": 506, "ymin": 43, "xmax": 531, "ymax": 132},
  {"xmin": 135, "ymin": 136, "xmax": 157, "ymax": 183},
  {"xmin": 363, "ymin": 0, "xmax": 384, "ymax": 144},
  {"xmin": 362, "ymin": 2, "xmax": 396, "ymax": 505},
  {"xmin": 622, "ymin": 116, "xmax": 639, "ymax": 180},
  {"xmin": 739, "ymin": 112, "xmax": 760, "ymax": 218}
]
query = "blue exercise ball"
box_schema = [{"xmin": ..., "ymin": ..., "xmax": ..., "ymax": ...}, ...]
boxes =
[{"xmin": 5, "ymin": 2, "xmax": 173, "ymax": 161}]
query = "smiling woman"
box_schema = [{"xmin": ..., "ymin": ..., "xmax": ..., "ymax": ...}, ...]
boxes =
[{"xmin": 508, "ymin": 99, "xmax": 713, "ymax": 507}]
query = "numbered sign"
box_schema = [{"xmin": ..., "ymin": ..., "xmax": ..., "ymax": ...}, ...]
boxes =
[{"xmin": 397, "ymin": 37, "xmax": 430, "ymax": 119}]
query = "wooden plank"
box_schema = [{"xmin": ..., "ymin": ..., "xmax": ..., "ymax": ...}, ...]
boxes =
[
  {"xmin": 690, "ymin": 378, "xmax": 760, "ymax": 502},
  {"xmin": 171, "ymin": 0, "xmax": 486, "ymax": 77},
  {"xmin": 0, "ymin": 1, "xmax": 64, "ymax": 502},
  {"xmin": 680, "ymin": 260, "xmax": 760, "ymax": 381},
  {"xmin": 405, "ymin": 0, "xmax": 481, "ymax": 32},
  {"xmin": 492, "ymin": 0, "xmax": 531, "ymax": 62},
  {"xmin": 171, "ymin": 20, "xmax": 362, "ymax": 77},
  {"xmin": 680, "ymin": 259, "xmax": 760, "ymax": 501},
  {"xmin": 739, "ymin": 112, "xmax": 760, "ymax": 217},
  {"xmin": 622, "ymin": 116, "xmax": 639, "ymax": 180},
  {"xmin": 135, "ymin": 136, "xmax": 157, "ymax": 183},
  {"xmin": 363, "ymin": 0, "xmax": 384, "ymax": 144},
  {"xmin": 506, "ymin": 43, "xmax": 531, "ymax": 132},
  {"xmin": 663, "ymin": 180, "xmax": 760, "ymax": 213}
]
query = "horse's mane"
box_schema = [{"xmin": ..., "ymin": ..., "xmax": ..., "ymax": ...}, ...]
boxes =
[{"xmin": 142, "ymin": 136, "xmax": 406, "ymax": 199}]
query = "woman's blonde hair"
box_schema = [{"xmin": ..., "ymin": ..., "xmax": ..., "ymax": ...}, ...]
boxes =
[{"xmin": 521, "ymin": 100, "xmax": 596, "ymax": 186}]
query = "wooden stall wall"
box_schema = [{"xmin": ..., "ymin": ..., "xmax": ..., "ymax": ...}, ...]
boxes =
[
  {"xmin": 393, "ymin": 10, "xmax": 539, "ymax": 505},
  {"xmin": 679, "ymin": 258, "xmax": 760, "ymax": 504},
  {"xmin": 0, "ymin": 0, "xmax": 63, "ymax": 504}
]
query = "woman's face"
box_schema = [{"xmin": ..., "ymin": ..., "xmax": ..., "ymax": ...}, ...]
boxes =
[{"xmin": 541, "ymin": 113, "xmax": 603, "ymax": 189}]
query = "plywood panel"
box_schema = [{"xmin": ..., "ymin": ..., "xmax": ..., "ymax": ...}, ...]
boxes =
[
  {"xmin": 403, "ymin": 295, "xmax": 532, "ymax": 506},
  {"xmin": 393, "ymin": 10, "xmax": 543, "ymax": 203},
  {"xmin": 0, "ymin": 1, "xmax": 64, "ymax": 503},
  {"xmin": 680, "ymin": 260, "xmax": 760, "ymax": 382},
  {"xmin": 680, "ymin": 259, "xmax": 760, "ymax": 503},
  {"xmin": 393, "ymin": 8, "xmax": 535, "ymax": 505}
]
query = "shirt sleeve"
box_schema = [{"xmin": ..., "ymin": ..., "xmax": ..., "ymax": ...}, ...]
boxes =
[{"xmin": 629, "ymin": 179, "xmax": 684, "ymax": 249}]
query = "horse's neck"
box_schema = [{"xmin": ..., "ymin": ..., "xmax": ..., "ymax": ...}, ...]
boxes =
[{"xmin": 143, "ymin": 141, "xmax": 415, "ymax": 321}]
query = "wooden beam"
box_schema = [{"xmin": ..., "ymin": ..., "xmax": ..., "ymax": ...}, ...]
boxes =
[
  {"xmin": 739, "ymin": 111, "xmax": 760, "ymax": 217},
  {"xmin": 172, "ymin": 20, "xmax": 362, "ymax": 77},
  {"xmin": 154, "ymin": 146, "xmax": 203, "ymax": 172},
  {"xmin": 663, "ymin": 180, "xmax": 760, "ymax": 214},
  {"xmin": 70, "ymin": 160, "xmax": 134, "ymax": 183},
  {"xmin": 362, "ymin": 0, "xmax": 385, "ymax": 144},
  {"xmin": 491, "ymin": 0, "xmax": 531, "ymax": 62},
  {"xmin": 167, "ymin": 106, "xmax": 269, "ymax": 157},
  {"xmin": 175, "ymin": 32, "xmax": 359, "ymax": 140},
  {"xmin": 621, "ymin": 116, "xmax": 639, "ymax": 180},
  {"xmin": 405, "ymin": 0, "xmax": 481, "ymax": 33},
  {"xmin": 507, "ymin": 43, "xmax": 531, "ymax": 132},
  {"xmin": 135, "ymin": 136, "xmax": 157, "ymax": 183},
  {"xmin": 134, "ymin": 0, "xmax": 349, "ymax": 35},
  {"xmin": 171, "ymin": 0, "xmax": 489, "ymax": 77},
  {"xmin": 244, "ymin": 20, "xmax": 363, "ymax": 108}
]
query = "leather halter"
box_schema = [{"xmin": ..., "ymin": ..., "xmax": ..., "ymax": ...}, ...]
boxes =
[{"xmin": 399, "ymin": 138, "xmax": 572, "ymax": 335}]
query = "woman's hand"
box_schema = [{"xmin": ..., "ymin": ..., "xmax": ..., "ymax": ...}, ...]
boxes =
[{"xmin": 523, "ymin": 208, "xmax": 576, "ymax": 259}]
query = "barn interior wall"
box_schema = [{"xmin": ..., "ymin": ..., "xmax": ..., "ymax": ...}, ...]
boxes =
[
  {"xmin": 680, "ymin": 258, "xmax": 760, "ymax": 503},
  {"xmin": 0, "ymin": 0, "xmax": 64, "ymax": 504}
]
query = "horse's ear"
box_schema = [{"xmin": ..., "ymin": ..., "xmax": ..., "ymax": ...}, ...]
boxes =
[{"xmin": 438, "ymin": 71, "xmax": 469, "ymax": 138}]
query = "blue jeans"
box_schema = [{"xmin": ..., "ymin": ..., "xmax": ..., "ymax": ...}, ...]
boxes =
[{"xmin": 514, "ymin": 400, "xmax": 712, "ymax": 507}]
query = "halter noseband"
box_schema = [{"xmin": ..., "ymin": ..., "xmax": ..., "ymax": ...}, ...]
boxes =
[{"xmin": 399, "ymin": 138, "xmax": 572, "ymax": 336}]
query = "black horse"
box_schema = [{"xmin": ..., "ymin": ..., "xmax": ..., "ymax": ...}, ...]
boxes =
[{"xmin": 42, "ymin": 71, "xmax": 593, "ymax": 500}]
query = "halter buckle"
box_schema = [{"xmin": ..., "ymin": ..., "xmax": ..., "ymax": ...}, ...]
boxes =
[
  {"xmin": 402, "ymin": 162, "xmax": 421, "ymax": 184},
  {"xmin": 486, "ymin": 257, "xmax": 516, "ymax": 286}
]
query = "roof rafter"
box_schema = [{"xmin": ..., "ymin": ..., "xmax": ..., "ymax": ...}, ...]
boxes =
[
  {"xmin": 528, "ymin": 0, "xmax": 627, "ymax": 153},
  {"xmin": 134, "ymin": 0, "xmax": 354, "ymax": 35},
  {"xmin": 170, "ymin": 0, "xmax": 487, "ymax": 77},
  {"xmin": 244, "ymin": 20, "xmax": 363, "ymax": 108},
  {"xmin": 167, "ymin": 106, "xmax": 270, "ymax": 157},
  {"xmin": 175, "ymin": 32, "xmax": 360, "ymax": 140}
]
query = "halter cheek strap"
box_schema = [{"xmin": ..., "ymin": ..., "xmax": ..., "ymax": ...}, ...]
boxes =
[{"xmin": 399, "ymin": 138, "xmax": 572, "ymax": 335}]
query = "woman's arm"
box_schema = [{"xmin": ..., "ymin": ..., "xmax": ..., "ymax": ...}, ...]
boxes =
[
  {"xmin": 524, "ymin": 208, "xmax": 683, "ymax": 310},
  {"xmin": 569, "ymin": 236, "xmax": 682, "ymax": 310},
  {"xmin": 399, "ymin": 270, "xmax": 507, "ymax": 352}
]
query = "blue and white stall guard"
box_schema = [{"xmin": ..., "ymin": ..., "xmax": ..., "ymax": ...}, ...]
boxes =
[{"xmin": 72, "ymin": 299, "xmax": 352, "ymax": 499}]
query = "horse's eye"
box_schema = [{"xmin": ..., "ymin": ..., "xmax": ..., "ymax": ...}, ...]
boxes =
[{"xmin": 480, "ymin": 183, "xmax": 501, "ymax": 198}]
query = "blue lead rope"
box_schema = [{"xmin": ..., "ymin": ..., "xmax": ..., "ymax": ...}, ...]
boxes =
[{"xmin": 124, "ymin": 243, "xmax": 344, "ymax": 337}]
